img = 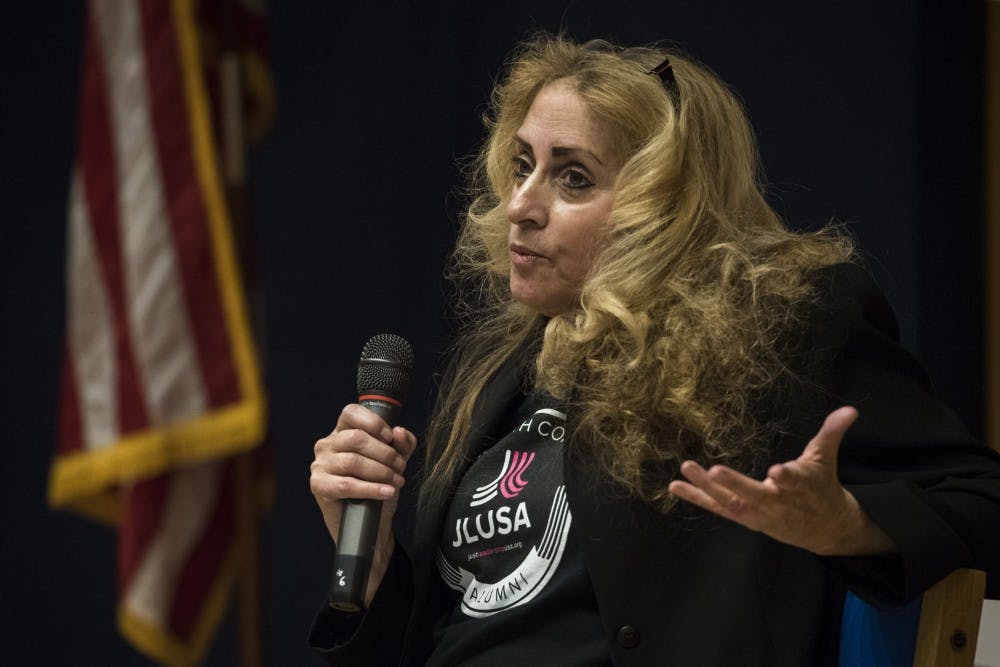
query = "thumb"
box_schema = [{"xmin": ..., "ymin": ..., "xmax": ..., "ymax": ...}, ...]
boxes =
[
  {"xmin": 393, "ymin": 426, "xmax": 419, "ymax": 461},
  {"xmin": 802, "ymin": 406, "xmax": 858, "ymax": 464}
]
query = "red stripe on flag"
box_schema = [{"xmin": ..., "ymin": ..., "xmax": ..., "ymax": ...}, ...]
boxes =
[
  {"xmin": 117, "ymin": 474, "xmax": 172, "ymax": 594},
  {"xmin": 137, "ymin": 0, "xmax": 241, "ymax": 410},
  {"xmin": 79, "ymin": 8, "xmax": 150, "ymax": 435},
  {"xmin": 57, "ymin": 346, "xmax": 84, "ymax": 455},
  {"xmin": 169, "ymin": 461, "xmax": 236, "ymax": 639}
]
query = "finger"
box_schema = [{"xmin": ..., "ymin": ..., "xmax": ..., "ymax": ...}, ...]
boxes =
[
  {"xmin": 768, "ymin": 461, "xmax": 814, "ymax": 490},
  {"xmin": 707, "ymin": 466, "xmax": 776, "ymax": 507},
  {"xmin": 313, "ymin": 429, "xmax": 406, "ymax": 486},
  {"xmin": 317, "ymin": 428, "xmax": 407, "ymax": 475},
  {"xmin": 314, "ymin": 443, "xmax": 406, "ymax": 487},
  {"xmin": 679, "ymin": 461, "xmax": 748, "ymax": 515},
  {"xmin": 667, "ymin": 479, "xmax": 731, "ymax": 518},
  {"xmin": 310, "ymin": 471, "xmax": 397, "ymax": 502},
  {"xmin": 392, "ymin": 426, "xmax": 418, "ymax": 460},
  {"xmin": 334, "ymin": 403, "xmax": 394, "ymax": 443},
  {"xmin": 802, "ymin": 406, "xmax": 858, "ymax": 463}
]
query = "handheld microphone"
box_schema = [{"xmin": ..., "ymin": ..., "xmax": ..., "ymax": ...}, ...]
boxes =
[{"xmin": 329, "ymin": 333, "xmax": 414, "ymax": 612}]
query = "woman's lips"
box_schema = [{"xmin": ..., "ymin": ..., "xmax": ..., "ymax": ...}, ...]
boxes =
[{"xmin": 510, "ymin": 244, "xmax": 545, "ymax": 265}]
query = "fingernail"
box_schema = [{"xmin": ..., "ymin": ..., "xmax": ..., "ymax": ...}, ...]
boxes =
[
  {"xmin": 380, "ymin": 485, "xmax": 395, "ymax": 498},
  {"xmin": 381, "ymin": 428, "xmax": 393, "ymax": 442},
  {"xmin": 393, "ymin": 474, "xmax": 405, "ymax": 488}
]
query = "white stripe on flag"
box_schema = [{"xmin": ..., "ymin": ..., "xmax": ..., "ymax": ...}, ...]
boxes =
[
  {"xmin": 92, "ymin": 0, "xmax": 207, "ymax": 426},
  {"xmin": 68, "ymin": 168, "xmax": 119, "ymax": 450},
  {"xmin": 122, "ymin": 462, "xmax": 222, "ymax": 626}
]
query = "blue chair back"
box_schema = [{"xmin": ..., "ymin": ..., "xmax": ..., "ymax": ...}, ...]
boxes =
[{"xmin": 839, "ymin": 592, "xmax": 923, "ymax": 667}]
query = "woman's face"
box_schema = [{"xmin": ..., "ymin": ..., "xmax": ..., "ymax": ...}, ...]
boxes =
[{"xmin": 506, "ymin": 80, "xmax": 621, "ymax": 317}]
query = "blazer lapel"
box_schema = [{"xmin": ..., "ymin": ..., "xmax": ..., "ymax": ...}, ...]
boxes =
[{"xmin": 411, "ymin": 349, "xmax": 528, "ymax": 562}]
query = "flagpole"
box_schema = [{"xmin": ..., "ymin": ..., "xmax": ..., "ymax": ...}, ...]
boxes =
[
  {"xmin": 217, "ymin": 2, "xmax": 264, "ymax": 664},
  {"xmin": 235, "ymin": 454, "xmax": 263, "ymax": 667}
]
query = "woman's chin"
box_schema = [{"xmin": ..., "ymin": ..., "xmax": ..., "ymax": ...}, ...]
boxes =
[{"xmin": 511, "ymin": 290, "xmax": 567, "ymax": 318}]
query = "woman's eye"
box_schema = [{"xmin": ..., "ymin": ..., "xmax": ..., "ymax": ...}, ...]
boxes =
[
  {"xmin": 561, "ymin": 169, "xmax": 593, "ymax": 189},
  {"xmin": 512, "ymin": 156, "xmax": 533, "ymax": 179}
]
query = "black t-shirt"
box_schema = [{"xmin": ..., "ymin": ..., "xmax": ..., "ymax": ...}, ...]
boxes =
[{"xmin": 426, "ymin": 392, "xmax": 610, "ymax": 666}]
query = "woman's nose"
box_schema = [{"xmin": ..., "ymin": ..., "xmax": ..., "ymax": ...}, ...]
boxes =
[{"xmin": 506, "ymin": 174, "xmax": 549, "ymax": 228}]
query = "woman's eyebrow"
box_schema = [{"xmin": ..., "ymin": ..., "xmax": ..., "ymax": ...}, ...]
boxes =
[
  {"xmin": 514, "ymin": 136, "xmax": 604, "ymax": 165},
  {"xmin": 551, "ymin": 145, "xmax": 604, "ymax": 165}
]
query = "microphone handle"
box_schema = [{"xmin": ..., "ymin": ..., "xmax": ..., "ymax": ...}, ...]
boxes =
[{"xmin": 328, "ymin": 396, "xmax": 402, "ymax": 612}]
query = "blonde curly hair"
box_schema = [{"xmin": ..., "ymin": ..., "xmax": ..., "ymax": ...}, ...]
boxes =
[{"xmin": 423, "ymin": 35, "xmax": 852, "ymax": 511}]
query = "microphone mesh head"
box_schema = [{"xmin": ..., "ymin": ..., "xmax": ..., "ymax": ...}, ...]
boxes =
[{"xmin": 356, "ymin": 333, "xmax": 414, "ymax": 399}]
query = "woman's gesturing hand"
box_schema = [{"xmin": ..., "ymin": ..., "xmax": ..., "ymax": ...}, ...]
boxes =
[
  {"xmin": 668, "ymin": 406, "xmax": 895, "ymax": 556},
  {"xmin": 310, "ymin": 403, "xmax": 418, "ymax": 605}
]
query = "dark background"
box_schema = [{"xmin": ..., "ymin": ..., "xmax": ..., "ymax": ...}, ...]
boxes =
[{"xmin": 3, "ymin": 1, "xmax": 985, "ymax": 664}]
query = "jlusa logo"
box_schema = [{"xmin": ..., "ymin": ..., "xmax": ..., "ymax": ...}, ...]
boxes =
[{"xmin": 451, "ymin": 501, "xmax": 532, "ymax": 547}]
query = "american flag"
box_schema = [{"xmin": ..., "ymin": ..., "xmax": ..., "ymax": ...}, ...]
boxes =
[{"xmin": 48, "ymin": 0, "xmax": 269, "ymax": 664}]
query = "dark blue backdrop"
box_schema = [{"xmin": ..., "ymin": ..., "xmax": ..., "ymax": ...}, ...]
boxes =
[{"xmin": 3, "ymin": 1, "xmax": 983, "ymax": 664}]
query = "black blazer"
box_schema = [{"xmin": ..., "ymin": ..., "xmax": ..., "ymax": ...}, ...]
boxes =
[{"xmin": 310, "ymin": 263, "xmax": 1000, "ymax": 666}]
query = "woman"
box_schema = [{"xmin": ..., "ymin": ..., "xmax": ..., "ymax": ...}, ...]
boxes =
[{"xmin": 309, "ymin": 36, "xmax": 1000, "ymax": 665}]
